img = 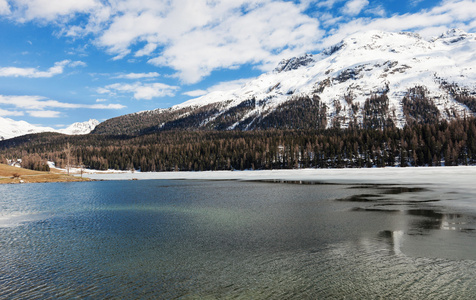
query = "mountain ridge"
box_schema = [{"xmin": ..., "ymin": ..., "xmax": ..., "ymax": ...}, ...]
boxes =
[{"xmin": 0, "ymin": 118, "xmax": 99, "ymax": 140}]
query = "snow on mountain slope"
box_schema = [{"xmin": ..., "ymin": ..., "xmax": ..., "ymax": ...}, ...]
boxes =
[
  {"xmin": 58, "ymin": 119, "xmax": 100, "ymax": 135},
  {"xmin": 172, "ymin": 29, "xmax": 476, "ymax": 129},
  {"xmin": 0, "ymin": 117, "xmax": 56, "ymax": 140},
  {"xmin": 0, "ymin": 118, "xmax": 100, "ymax": 140}
]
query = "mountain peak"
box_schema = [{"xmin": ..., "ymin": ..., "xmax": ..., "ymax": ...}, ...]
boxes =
[
  {"xmin": 59, "ymin": 119, "xmax": 100, "ymax": 135},
  {"xmin": 0, "ymin": 118, "xmax": 100, "ymax": 140},
  {"xmin": 274, "ymin": 54, "xmax": 314, "ymax": 73},
  {"xmin": 0, "ymin": 117, "xmax": 56, "ymax": 141},
  {"xmin": 435, "ymin": 28, "xmax": 471, "ymax": 44}
]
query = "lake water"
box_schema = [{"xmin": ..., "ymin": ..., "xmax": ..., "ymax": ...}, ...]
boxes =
[{"xmin": 1, "ymin": 179, "xmax": 476, "ymax": 299}]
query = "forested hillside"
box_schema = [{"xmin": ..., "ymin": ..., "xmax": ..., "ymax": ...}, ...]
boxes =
[{"xmin": 1, "ymin": 118, "xmax": 475, "ymax": 172}]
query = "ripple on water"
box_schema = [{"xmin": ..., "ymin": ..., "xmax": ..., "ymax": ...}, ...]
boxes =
[{"xmin": 1, "ymin": 180, "xmax": 476, "ymax": 299}]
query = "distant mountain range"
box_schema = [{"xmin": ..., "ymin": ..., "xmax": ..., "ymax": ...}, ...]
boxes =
[
  {"xmin": 93, "ymin": 29, "xmax": 476, "ymax": 136},
  {"xmin": 0, "ymin": 118, "xmax": 99, "ymax": 140}
]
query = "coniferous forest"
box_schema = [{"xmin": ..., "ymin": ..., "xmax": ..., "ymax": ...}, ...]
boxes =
[{"xmin": 1, "ymin": 117, "xmax": 475, "ymax": 172}]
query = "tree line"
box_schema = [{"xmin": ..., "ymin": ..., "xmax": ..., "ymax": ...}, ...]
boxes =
[{"xmin": 1, "ymin": 117, "xmax": 475, "ymax": 172}]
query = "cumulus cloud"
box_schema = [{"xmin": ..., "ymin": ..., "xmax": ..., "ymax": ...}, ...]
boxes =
[
  {"xmin": 342, "ymin": 0, "xmax": 369, "ymax": 16},
  {"xmin": 0, "ymin": 60, "xmax": 85, "ymax": 78},
  {"xmin": 98, "ymin": 82, "xmax": 179, "ymax": 100}
]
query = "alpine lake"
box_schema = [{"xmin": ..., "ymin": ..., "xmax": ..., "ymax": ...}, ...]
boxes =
[{"xmin": 1, "ymin": 177, "xmax": 476, "ymax": 299}]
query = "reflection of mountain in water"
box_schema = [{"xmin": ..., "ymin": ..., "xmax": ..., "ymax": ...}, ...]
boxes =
[{"xmin": 339, "ymin": 184, "xmax": 476, "ymax": 260}]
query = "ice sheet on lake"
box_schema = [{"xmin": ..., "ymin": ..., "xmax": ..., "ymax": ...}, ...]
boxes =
[{"xmin": 84, "ymin": 166, "xmax": 476, "ymax": 213}]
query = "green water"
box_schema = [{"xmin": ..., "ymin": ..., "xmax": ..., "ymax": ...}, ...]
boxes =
[{"xmin": 1, "ymin": 180, "xmax": 476, "ymax": 299}]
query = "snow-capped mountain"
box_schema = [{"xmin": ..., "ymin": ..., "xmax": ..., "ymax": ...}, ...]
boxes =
[
  {"xmin": 0, "ymin": 118, "xmax": 100, "ymax": 140},
  {"xmin": 58, "ymin": 119, "xmax": 100, "ymax": 135},
  {"xmin": 0, "ymin": 117, "xmax": 56, "ymax": 141},
  {"xmin": 93, "ymin": 29, "xmax": 476, "ymax": 135}
]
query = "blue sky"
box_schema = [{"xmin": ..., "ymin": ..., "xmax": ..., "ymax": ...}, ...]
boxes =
[{"xmin": 0, "ymin": 0, "xmax": 475, "ymax": 128}]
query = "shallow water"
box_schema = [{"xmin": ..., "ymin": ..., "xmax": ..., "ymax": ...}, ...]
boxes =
[{"xmin": 1, "ymin": 180, "xmax": 476, "ymax": 299}]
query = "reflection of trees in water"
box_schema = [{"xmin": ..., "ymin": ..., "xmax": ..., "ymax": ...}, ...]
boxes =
[
  {"xmin": 342, "ymin": 184, "xmax": 476, "ymax": 258},
  {"xmin": 407, "ymin": 209, "xmax": 447, "ymax": 232},
  {"xmin": 378, "ymin": 230, "xmax": 405, "ymax": 255},
  {"xmin": 408, "ymin": 210, "xmax": 476, "ymax": 233}
]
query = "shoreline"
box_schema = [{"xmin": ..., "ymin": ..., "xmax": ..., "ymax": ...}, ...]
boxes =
[{"xmin": 3, "ymin": 165, "xmax": 475, "ymax": 188}]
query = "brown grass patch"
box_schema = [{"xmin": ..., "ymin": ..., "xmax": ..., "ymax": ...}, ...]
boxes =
[{"xmin": 0, "ymin": 164, "xmax": 91, "ymax": 184}]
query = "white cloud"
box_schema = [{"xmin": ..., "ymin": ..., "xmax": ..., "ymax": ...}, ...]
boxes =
[
  {"xmin": 28, "ymin": 110, "xmax": 61, "ymax": 118},
  {"xmin": 57, "ymin": 0, "xmax": 321, "ymax": 84},
  {"xmin": 68, "ymin": 61, "xmax": 87, "ymax": 67},
  {"xmin": 0, "ymin": 60, "xmax": 85, "ymax": 78},
  {"xmin": 98, "ymin": 82, "xmax": 179, "ymax": 100},
  {"xmin": 183, "ymin": 77, "xmax": 254, "ymax": 97},
  {"xmin": 410, "ymin": 0, "xmax": 425, "ymax": 7},
  {"xmin": 367, "ymin": 5, "xmax": 386, "ymax": 17},
  {"xmin": 183, "ymin": 90, "xmax": 208, "ymax": 97},
  {"xmin": 0, "ymin": 95, "xmax": 125, "ymax": 110},
  {"xmin": 151, "ymin": 1, "xmax": 322, "ymax": 83},
  {"xmin": 96, "ymin": 98, "xmax": 107, "ymax": 102},
  {"xmin": 11, "ymin": 0, "xmax": 100, "ymax": 22},
  {"xmin": 89, "ymin": 103, "xmax": 126, "ymax": 109},
  {"xmin": 207, "ymin": 78, "xmax": 252, "ymax": 93},
  {"xmin": 114, "ymin": 72, "xmax": 160, "ymax": 79},
  {"xmin": 319, "ymin": 13, "xmax": 344, "ymax": 28},
  {"xmin": 0, "ymin": 95, "xmax": 76, "ymax": 109},
  {"xmin": 0, "ymin": 108, "xmax": 23, "ymax": 117},
  {"xmin": 342, "ymin": 0, "xmax": 369, "ymax": 16},
  {"xmin": 135, "ymin": 43, "xmax": 158, "ymax": 57},
  {"xmin": 316, "ymin": 0, "xmax": 344, "ymax": 9},
  {"xmin": 0, "ymin": 0, "xmax": 10, "ymax": 15}
]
